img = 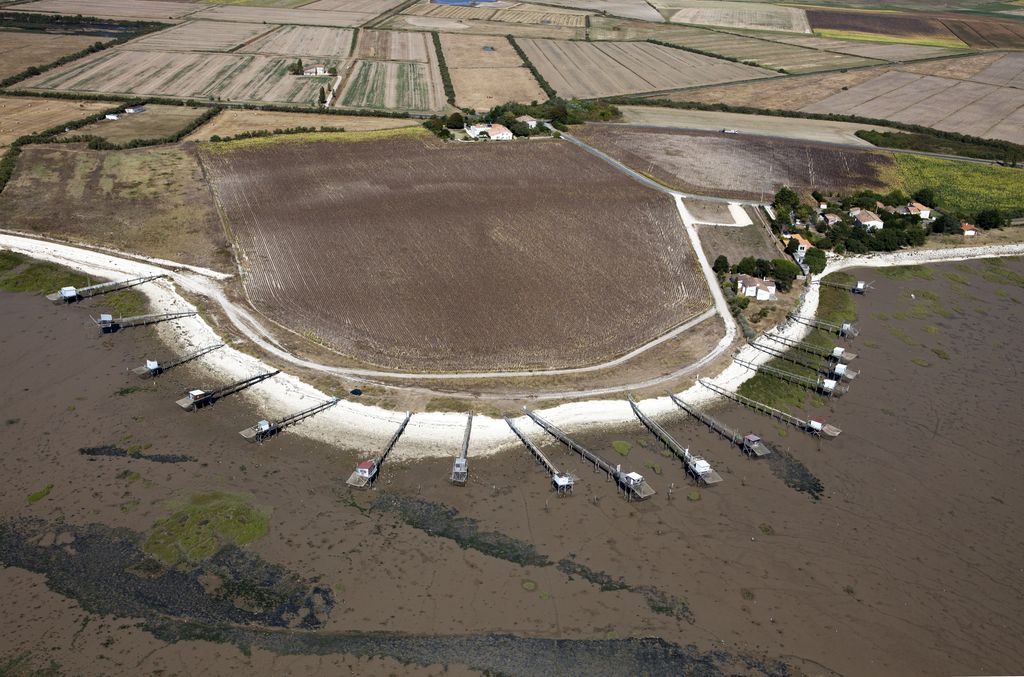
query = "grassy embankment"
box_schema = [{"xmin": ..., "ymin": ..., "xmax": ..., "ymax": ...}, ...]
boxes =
[
  {"xmin": 143, "ymin": 492, "xmax": 270, "ymax": 568},
  {"xmin": 813, "ymin": 29, "xmax": 968, "ymax": 50},
  {"xmin": 0, "ymin": 250, "xmax": 147, "ymax": 315},
  {"xmin": 201, "ymin": 125, "xmax": 427, "ymax": 154},
  {"xmin": 737, "ymin": 272, "xmax": 857, "ymax": 412},
  {"xmin": 881, "ymin": 154, "xmax": 1024, "ymax": 215},
  {"xmin": 856, "ymin": 130, "xmax": 1024, "ymax": 163}
]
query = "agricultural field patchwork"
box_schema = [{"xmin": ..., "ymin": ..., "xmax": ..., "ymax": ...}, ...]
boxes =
[
  {"xmin": 518, "ymin": 39, "xmax": 774, "ymax": 98},
  {"xmin": 0, "ymin": 30, "xmax": 104, "ymax": 80},
  {"xmin": 589, "ymin": 19, "xmax": 882, "ymax": 73},
  {"xmin": 403, "ymin": 2, "xmax": 588, "ymax": 28},
  {"xmin": 653, "ymin": 0, "xmax": 811, "ymax": 33},
  {"xmin": 353, "ymin": 30, "xmax": 433, "ymax": 62},
  {"xmin": 521, "ymin": 0, "xmax": 663, "ymax": 22},
  {"xmin": 801, "ymin": 53, "xmax": 1024, "ymax": 144},
  {"xmin": 941, "ymin": 16, "xmax": 1024, "ymax": 49},
  {"xmin": 337, "ymin": 59, "xmax": 446, "ymax": 111},
  {"xmin": 127, "ymin": 20, "xmax": 273, "ymax": 52},
  {"xmin": 184, "ymin": 109, "xmax": 417, "ymax": 141},
  {"xmin": 299, "ymin": 0, "xmax": 406, "ymax": 12},
  {"xmin": 201, "ymin": 132, "xmax": 711, "ymax": 371},
  {"xmin": 0, "ymin": 144, "xmax": 230, "ymax": 271},
  {"xmin": 382, "ymin": 13, "xmax": 583, "ymax": 39},
  {"xmin": 190, "ymin": 5, "xmax": 368, "ymax": 27},
  {"xmin": 239, "ymin": 25, "xmax": 354, "ymax": 58},
  {"xmin": 0, "ymin": 96, "xmax": 112, "ymax": 148},
  {"xmin": 11, "ymin": 0, "xmax": 201, "ymax": 20},
  {"xmin": 759, "ymin": 33, "xmax": 965, "ymax": 62},
  {"xmin": 573, "ymin": 124, "xmax": 894, "ymax": 200},
  {"xmin": 15, "ymin": 49, "xmax": 333, "ymax": 105}
]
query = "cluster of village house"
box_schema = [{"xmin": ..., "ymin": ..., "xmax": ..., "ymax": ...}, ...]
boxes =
[
  {"xmin": 464, "ymin": 115, "xmax": 538, "ymax": 141},
  {"xmin": 734, "ymin": 199, "xmax": 980, "ymax": 303},
  {"xmin": 819, "ymin": 201, "xmax": 977, "ymax": 236}
]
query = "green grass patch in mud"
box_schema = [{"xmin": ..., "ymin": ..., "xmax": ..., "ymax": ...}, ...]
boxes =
[
  {"xmin": 27, "ymin": 484, "xmax": 54, "ymax": 504},
  {"xmin": 612, "ymin": 440, "xmax": 632, "ymax": 456},
  {"xmin": 0, "ymin": 250, "xmax": 27, "ymax": 273},
  {"xmin": 0, "ymin": 259, "xmax": 89, "ymax": 294},
  {"xmin": 144, "ymin": 492, "xmax": 270, "ymax": 568},
  {"xmin": 881, "ymin": 266, "xmax": 933, "ymax": 281}
]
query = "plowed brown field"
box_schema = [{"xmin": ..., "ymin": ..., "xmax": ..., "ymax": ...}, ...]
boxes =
[
  {"xmin": 202, "ymin": 133, "xmax": 711, "ymax": 372},
  {"xmin": 574, "ymin": 123, "xmax": 893, "ymax": 200}
]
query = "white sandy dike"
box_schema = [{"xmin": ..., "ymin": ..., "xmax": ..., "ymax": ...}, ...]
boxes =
[{"xmin": 3, "ymin": 232, "xmax": 1023, "ymax": 463}]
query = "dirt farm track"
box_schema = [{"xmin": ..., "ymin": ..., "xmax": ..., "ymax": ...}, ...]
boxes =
[{"xmin": 201, "ymin": 133, "xmax": 712, "ymax": 373}]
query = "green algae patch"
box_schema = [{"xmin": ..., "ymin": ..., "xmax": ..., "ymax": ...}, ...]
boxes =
[
  {"xmin": 27, "ymin": 484, "xmax": 54, "ymax": 504},
  {"xmin": 144, "ymin": 492, "xmax": 269, "ymax": 568}
]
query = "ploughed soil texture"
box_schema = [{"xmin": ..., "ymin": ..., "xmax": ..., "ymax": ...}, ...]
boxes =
[
  {"xmin": 573, "ymin": 123, "xmax": 893, "ymax": 201},
  {"xmin": 0, "ymin": 256, "xmax": 1023, "ymax": 675},
  {"xmin": 201, "ymin": 133, "xmax": 711, "ymax": 373}
]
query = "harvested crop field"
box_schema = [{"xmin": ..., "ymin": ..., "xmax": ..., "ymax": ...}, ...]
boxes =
[
  {"xmin": 696, "ymin": 220, "xmax": 780, "ymax": 267},
  {"xmin": 382, "ymin": 13, "xmax": 583, "ymax": 40},
  {"xmin": 12, "ymin": 0, "xmax": 200, "ymax": 19},
  {"xmin": 353, "ymin": 30, "xmax": 432, "ymax": 62},
  {"xmin": 801, "ymin": 53, "xmax": 1024, "ymax": 144},
  {"xmin": 191, "ymin": 5, "xmax": 367, "ymax": 27},
  {"xmin": 0, "ymin": 145, "xmax": 230, "ymax": 271},
  {"xmin": 942, "ymin": 17, "xmax": 1024, "ymax": 49},
  {"xmin": 450, "ymin": 67, "xmax": 545, "ymax": 110},
  {"xmin": 574, "ymin": 123, "xmax": 893, "ymax": 200},
  {"xmin": 517, "ymin": 39, "xmax": 773, "ymax": 98},
  {"xmin": 201, "ymin": 132, "xmax": 711, "ymax": 371},
  {"xmin": 0, "ymin": 96, "xmax": 111, "ymax": 148},
  {"xmin": 590, "ymin": 19, "xmax": 881, "ymax": 73},
  {"xmin": 16, "ymin": 49, "xmax": 332, "ymax": 105},
  {"xmin": 659, "ymin": 1, "xmax": 811, "ymax": 33},
  {"xmin": 404, "ymin": 2, "xmax": 587, "ymax": 27},
  {"xmin": 126, "ymin": 20, "xmax": 272, "ymax": 52},
  {"xmin": 0, "ymin": 30, "xmax": 103, "ymax": 80},
  {"xmin": 523, "ymin": 0, "xmax": 662, "ymax": 22},
  {"xmin": 441, "ymin": 33, "xmax": 545, "ymax": 109},
  {"xmin": 184, "ymin": 109, "xmax": 417, "ymax": 141},
  {"xmin": 440, "ymin": 33, "xmax": 523, "ymax": 68},
  {"xmin": 762, "ymin": 33, "xmax": 964, "ymax": 62},
  {"xmin": 300, "ymin": 0, "xmax": 405, "ymax": 12},
  {"xmin": 58, "ymin": 104, "xmax": 206, "ymax": 144},
  {"xmin": 337, "ymin": 59, "xmax": 446, "ymax": 112},
  {"xmin": 239, "ymin": 25, "xmax": 354, "ymax": 58},
  {"xmin": 616, "ymin": 105, "xmax": 898, "ymax": 145}
]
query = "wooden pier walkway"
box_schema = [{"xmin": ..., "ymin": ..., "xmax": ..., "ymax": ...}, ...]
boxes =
[
  {"xmin": 522, "ymin": 408, "xmax": 655, "ymax": 500},
  {"xmin": 505, "ymin": 417, "xmax": 575, "ymax": 494},
  {"xmin": 627, "ymin": 396, "xmax": 722, "ymax": 485},
  {"xmin": 788, "ymin": 313, "xmax": 859, "ymax": 338},
  {"xmin": 734, "ymin": 357, "xmax": 846, "ymax": 396},
  {"xmin": 176, "ymin": 370, "xmax": 278, "ymax": 411},
  {"xmin": 347, "ymin": 412, "xmax": 412, "ymax": 488},
  {"xmin": 763, "ymin": 333, "xmax": 857, "ymax": 362},
  {"xmin": 132, "ymin": 343, "xmax": 223, "ymax": 378},
  {"xmin": 668, "ymin": 393, "xmax": 771, "ymax": 457},
  {"xmin": 815, "ymin": 278, "xmax": 870, "ymax": 294},
  {"xmin": 698, "ymin": 379, "xmax": 841, "ymax": 438},
  {"xmin": 749, "ymin": 341, "xmax": 858, "ymax": 380},
  {"xmin": 48, "ymin": 274, "xmax": 165, "ymax": 304},
  {"xmin": 450, "ymin": 414, "xmax": 472, "ymax": 485},
  {"xmin": 95, "ymin": 311, "xmax": 196, "ymax": 333},
  {"xmin": 240, "ymin": 397, "xmax": 339, "ymax": 442}
]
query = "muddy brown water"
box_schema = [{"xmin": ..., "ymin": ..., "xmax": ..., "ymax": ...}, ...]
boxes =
[{"xmin": 1, "ymin": 257, "xmax": 1023, "ymax": 675}]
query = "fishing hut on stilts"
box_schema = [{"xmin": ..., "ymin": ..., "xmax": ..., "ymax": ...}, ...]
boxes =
[
  {"xmin": 450, "ymin": 414, "xmax": 472, "ymax": 486},
  {"xmin": 668, "ymin": 393, "xmax": 772, "ymax": 456},
  {"xmin": 346, "ymin": 412, "xmax": 412, "ymax": 488},
  {"xmin": 239, "ymin": 397, "xmax": 339, "ymax": 442},
  {"xmin": 176, "ymin": 370, "xmax": 279, "ymax": 411},
  {"xmin": 47, "ymin": 274, "xmax": 165, "ymax": 304},
  {"xmin": 698, "ymin": 379, "xmax": 841, "ymax": 438},
  {"xmin": 133, "ymin": 343, "xmax": 223, "ymax": 378},
  {"xmin": 628, "ymin": 396, "xmax": 722, "ymax": 485},
  {"xmin": 505, "ymin": 417, "xmax": 576, "ymax": 495}
]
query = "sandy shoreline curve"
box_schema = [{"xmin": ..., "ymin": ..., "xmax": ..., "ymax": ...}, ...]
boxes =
[{"xmin": 3, "ymin": 231, "xmax": 1022, "ymax": 461}]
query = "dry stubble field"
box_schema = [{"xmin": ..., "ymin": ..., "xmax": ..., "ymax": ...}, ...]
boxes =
[
  {"xmin": 16, "ymin": 48, "xmax": 332, "ymax": 105},
  {"xmin": 11, "ymin": 0, "xmax": 201, "ymax": 19},
  {"xmin": 125, "ymin": 20, "xmax": 273, "ymax": 52},
  {"xmin": 654, "ymin": 0, "xmax": 811, "ymax": 33},
  {"xmin": 0, "ymin": 29, "xmax": 103, "ymax": 80},
  {"xmin": 239, "ymin": 25, "xmax": 354, "ymax": 58},
  {"xmin": 517, "ymin": 38, "xmax": 773, "ymax": 98},
  {"xmin": 201, "ymin": 132, "xmax": 711, "ymax": 372},
  {"xmin": 185, "ymin": 109, "xmax": 417, "ymax": 140},
  {"xmin": 0, "ymin": 96, "xmax": 111, "ymax": 148},
  {"xmin": 574, "ymin": 124, "xmax": 893, "ymax": 200},
  {"xmin": 440, "ymin": 33, "xmax": 545, "ymax": 110}
]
